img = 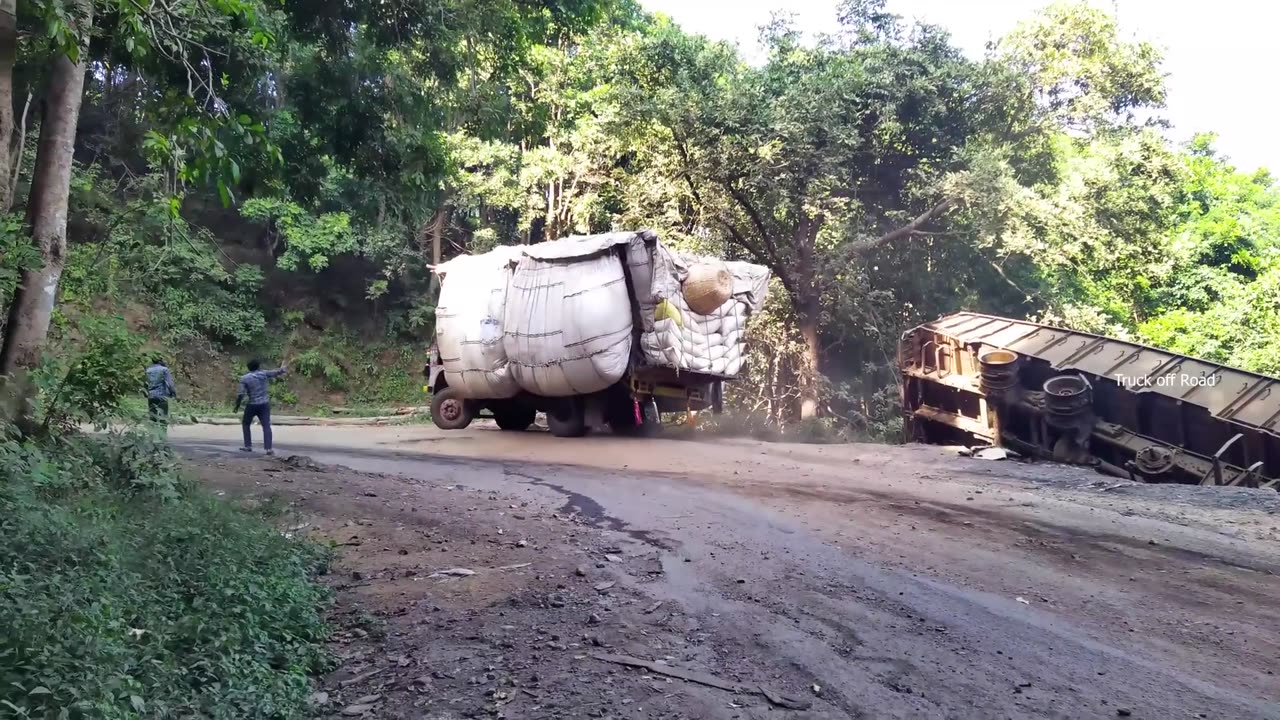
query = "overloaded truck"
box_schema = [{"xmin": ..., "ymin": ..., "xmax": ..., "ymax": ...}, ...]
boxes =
[{"xmin": 423, "ymin": 230, "xmax": 770, "ymax": 437}]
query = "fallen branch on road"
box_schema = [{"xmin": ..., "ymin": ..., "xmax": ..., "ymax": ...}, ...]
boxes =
[
  {"xmin": 591, "ymin": 653, "xmax": 811, "ymax": 710},
  {"xmin": 593, "ymin": 652, "xmax": 737, "ymax": 690}
]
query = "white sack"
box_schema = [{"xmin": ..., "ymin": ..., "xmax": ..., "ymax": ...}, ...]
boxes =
[
  {"xmin": 637, "ymin": 242, "xmax": 770, "ymax": 379},
  {"xmin": 434, "ymin": 248, "xmax": 522, "ymax": 398},
  {"xmin": 503, "ymin": 245, "xmax": 634, "ymax": 397}
]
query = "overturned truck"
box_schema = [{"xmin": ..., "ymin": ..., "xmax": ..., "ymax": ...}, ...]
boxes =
[
  {"xmin": 900, "ymin": 312, "xmax": 1280, "ymax": 490},
  {"xmin": 426, "ymin": 230, "xmax": 770, "ymax": 437}
]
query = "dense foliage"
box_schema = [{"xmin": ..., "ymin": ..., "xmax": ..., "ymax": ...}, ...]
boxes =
[
  {"xmin": 1, "ymin": 0, "xmax": 1277, "ymax": 427},
  {"xmin": 0, "ymin": 291, "xmax": 330, "ymax": 718},
  {"xmin": 0, "ymin": 428, "xmax": 331, "ymax": 719}
]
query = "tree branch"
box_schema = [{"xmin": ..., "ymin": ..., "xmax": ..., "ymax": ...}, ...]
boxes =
[
  {"xmin": 4, "ymin": 91, "xmax": 31, "ymax": 213},
  {"xmin": 716, "ymin": 217, "xmax": 796, "ymax": 297},
  {"xmin": 713, "ymin": 175, "xmax": 794, "ymax": 272},
  {"xmin": 124, "ymin": 0, "xmax": 233, "ymax": 116},
  {"xmin": 722, "ymin": 180, "xmax": 773, "ymax": 252},
  {"xmin": 672, "ymin": 137, "xmax": 706, "ymax": 203},
  {"xmin": 715, "ymin": 216, "xmax": 765, "ymax": 263},
  {"xmin": 849, "ymin": 198, "xmax": 955, "ymax": 252},
  {"xmin": 814, "ymin": 197, "xmax": 956, "ymax": 293},
  {"xmin": 987, "ymin": 255, "xmax": 1039, "ymax": 304}
]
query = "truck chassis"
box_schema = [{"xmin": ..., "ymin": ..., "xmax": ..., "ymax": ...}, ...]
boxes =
[
  {"xmin": 424, "ymin": 346, "xmax": 725, "ymax": 437},
  {"xmin": 900, "ymin": 312, "xmax": 1280, "ymax": 489}
]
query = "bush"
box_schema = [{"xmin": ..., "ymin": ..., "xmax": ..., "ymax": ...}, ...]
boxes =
[
  {"xmin": 36, "ymin": 314, "xmax": 143, "ymax": 432},
  {"xmin": 0, "ymin": 213, "xmax": 40, "ymax": 302},
  {"xmin": 284, "ymin": 330, "xmax": 423, "ymax": 407},
  {"xmin": 292, "ymin": 348, "xmax": 347, "ymax": 390},
  {"xmin": 59, "ymin": 176, "xmax": 269, "ymax": 350},
  {"xmin": 0, "ymin": 429, "xmax": 331, "ymax": 719}
]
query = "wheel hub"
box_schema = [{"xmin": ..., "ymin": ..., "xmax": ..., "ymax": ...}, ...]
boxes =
[
  {"xmin": 1135, "ymin": 445, "xmax": 1176, "ymax": 475},
  {"xmin": 440, "ymin": 399, "xmax": 463, "ymax": 422}
]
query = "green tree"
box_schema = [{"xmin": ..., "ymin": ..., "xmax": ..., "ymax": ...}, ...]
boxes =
[
  {"xmin": 240, "ymin": 197, "xmax": 356, "ymax": 272},
  {"xmin": 1, "ymin": 0, "xmax": 276, "ymax": 425},
  {"xmin": 967, "ymin": 0, "xmax": 1177, "ymax": 334},
  {"xmin": 628, "ymin": 2, "xmax": 981, "ymax": 417},
  {"xmin": 975, "ymin": 130, "xmax": 1184, "ymax": 333},
  {"xmin": 993, "ymin": 0, "xmax": 1165, "ymax": 132},
  {"xmin": 1135, "ymin": 137, "xmax": 1280, "ymax": 372}
]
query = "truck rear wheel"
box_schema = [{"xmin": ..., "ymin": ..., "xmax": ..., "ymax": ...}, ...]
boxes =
[
  {"xmin": 431, "ymin": 387, "xmax": 473, "ymax": 430},
  {"xmin": 547, "ymin": 398, "xmax": 587, "ymax": 438},
  {"xmin": 639, "ymin": 396, "xmax": 662, "ymax": 436},
  {"xmin": 494, "ymin": 403, "xmax": 536, "ymax": 432},
  {"xmin": 608, "ymin": 395, "xmax": 658, "ymax": 437},
  {"xmin": 608, "ymin": 415, "xmax": 643, "ymax": 437}
]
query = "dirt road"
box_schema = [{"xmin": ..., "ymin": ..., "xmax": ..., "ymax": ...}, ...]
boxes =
[{"xmin": 173, "ymin": 422, "xmax": 1280, "ymax": 719}]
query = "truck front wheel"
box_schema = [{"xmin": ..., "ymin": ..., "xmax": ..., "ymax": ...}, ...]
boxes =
[{"xmin": 431, "ymin": 387, "xmax": 473, "ymax": 430}]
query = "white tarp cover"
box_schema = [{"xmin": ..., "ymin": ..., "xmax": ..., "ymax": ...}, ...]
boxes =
[
  {"xmin": 503, "ymin": 240, "xmax": 635, "ymax": 397},
  {"xmin": 433, "ymin": 231, "xmax": 770, "ymax": 399},
  {"xmin": 433, "ymin": 247, "xmax": 522, "ymax": 398}
]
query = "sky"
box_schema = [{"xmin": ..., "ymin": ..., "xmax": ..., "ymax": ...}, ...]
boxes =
[{"xmin": 638, "ymin": 0, "xmax": 1280, "ymax": 174}]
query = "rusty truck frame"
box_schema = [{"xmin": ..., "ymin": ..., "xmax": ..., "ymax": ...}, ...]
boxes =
[{"xmin": 900, "ymin": 312, "xmax": 1280, "ymax": 490}]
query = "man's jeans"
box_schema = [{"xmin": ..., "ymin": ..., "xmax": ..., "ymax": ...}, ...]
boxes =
[
  {"xmin": 148, "ymin": 398, "xmax": 169, "ymax": 428},
  {"xmin": 242, "ymin": 403, "xmax": 273, "ymax": 451}
]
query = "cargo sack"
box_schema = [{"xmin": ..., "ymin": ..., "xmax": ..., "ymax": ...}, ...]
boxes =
[
  {"xmin": 434, "ymin": 248, "xmax": 523, "ymax": 398},
  {"xmin": 502, "ymin": 249, "xmax": 634, "ymax": 397},
  {"xmin": 639, "ymin": 244, "xmax": 769, "ymax": 378}
]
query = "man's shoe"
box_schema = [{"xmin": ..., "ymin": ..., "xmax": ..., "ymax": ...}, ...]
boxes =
[
  {"xmin": 265, "ymin": 449, "xmax": 275, "ymax": 456},
  {"xmin": 240, "ymin": 447, "xmax": 253, "ymax": 453}
]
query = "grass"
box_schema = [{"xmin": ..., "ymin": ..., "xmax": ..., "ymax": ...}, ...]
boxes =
[
  {"xmin": 0, "ymin": 428, "xmax": 332, "ymax": 719},
  {"xmin": 114, "ymin": 323, "xmax": 430, "ymax": 422}
]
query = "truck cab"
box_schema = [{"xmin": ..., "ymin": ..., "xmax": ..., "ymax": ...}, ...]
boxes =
[{"xmin": 423, "ymin": 344, "xmax": 444, "ymax": 394}]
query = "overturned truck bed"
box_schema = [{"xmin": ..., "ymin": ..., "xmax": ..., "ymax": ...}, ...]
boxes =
[{"xmin": 900, "ymin": 312, "xmax": 1280, "ymax": 490}]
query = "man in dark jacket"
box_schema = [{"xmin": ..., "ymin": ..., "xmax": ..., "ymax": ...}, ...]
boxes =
[
  {"xmin": 235, "ymin": 359, "xmax": 287, "ymax": 455},
  {"xmin": 145, "ymin": 357, "xmax": 177, "ymax": 427}
]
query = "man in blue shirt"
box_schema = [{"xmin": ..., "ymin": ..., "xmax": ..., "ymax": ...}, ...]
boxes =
[
  {"xmin": 144, "ymin": 357, "xmax": 177, "ymax": 427},
  {"xmin": 234, "ymin": 359, "xmax": 287, "ymax": 455}
]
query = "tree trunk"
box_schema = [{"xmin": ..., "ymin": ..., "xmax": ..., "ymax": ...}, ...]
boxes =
[
  {"xmin": 796, "ymin": 294, "xmax": 821, "ymax": 419},
  {"xmin": 0, "ymin": 7, "xmax": 91, "ymax": 379},
  {"xmin": 425, "ymin": 205, "xmax": 449, "ymax": 300},
  {"xmin": 0, "ymin": 0, "xmax": 16, "ymax": 211},
  {"xmin": 545, "ymin": 130, "xmax": 558, "ymax": 240},
  {"xmin": 792, "ymin": 215, "xmax": 823, "ymax": 420},
  {"xmin": 431, "ymin": 207, "xmax": 446, "ymax": 266}
]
